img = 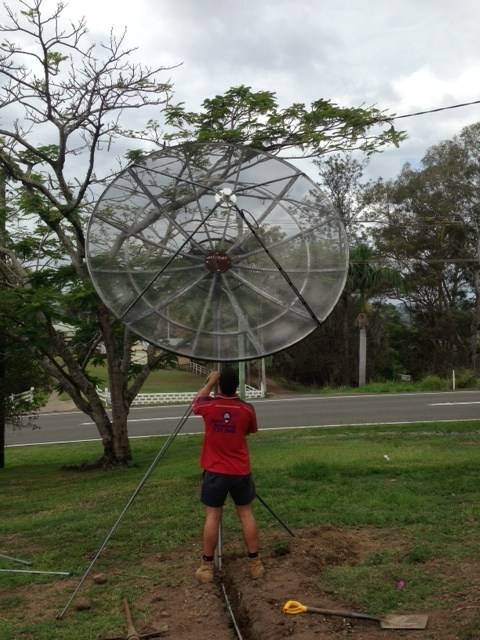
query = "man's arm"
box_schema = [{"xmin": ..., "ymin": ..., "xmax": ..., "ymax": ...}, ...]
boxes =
[{"xmin": 196, "ymin": 370, "xmax": 220, "ymax": 399}]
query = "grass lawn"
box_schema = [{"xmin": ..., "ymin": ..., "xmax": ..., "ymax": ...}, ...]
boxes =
[
  {"xmin": 67, "ymin": 366, "xmax": 204, "ymax": 396},
  {"xmin": 1, "ymin": 420, "xmax": 480, "ymax": 638},
  {"xmin": 279, "ymin": 379, "xmax": 456, "ymax": 394}
]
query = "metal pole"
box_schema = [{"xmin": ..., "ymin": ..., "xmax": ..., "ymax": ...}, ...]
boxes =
[
  {"xmin": 0, "ymin": 553, "xmax": 32, "ymax": 566},
  {"xmin": 0, "ymin": 569, "xmax": 71, "ymax": 576},
  {"xmin": 215, "ymin": 519, "xmax": 223, "ymax": 572},
  {"xmin": 234, "ymin": 206, "xmax": 321, "ymax": 328},
  {"xmin": 238, "ymin": 361, "xmax": 246, "ymax": 400},
  {"xmin": 255, "ymin": 493, "xmax": 295, "ymax": 537},
  {"xmin": 214, "ymin": 362, "xmax": 223, "ymax": 571},
  {"xmin": 260, "ymin": 358, "xmax": 267, "ymax": 397},
  {"xmin": 57, "ymin": 403, "xmax": 194, "ymax": 619}
]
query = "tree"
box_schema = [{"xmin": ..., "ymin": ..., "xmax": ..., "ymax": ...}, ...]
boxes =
[
  {"xmin": 0, "ymin": 169, "xmax": 47, "ymax": 468},
  {"xmin": 0, "ymin": 0, "xmax": 173, "ymax": 466},
  {"xmin": 315, "ymin": 153, "xmax": 369, "ymax": 238},
  {"xmin": 161, "ymin": 85, "xmax": 405, "ymax": 156},
  {"xmin": 422, "ymin": 123, "xmax": 480, "ymax": 371},
  {"xmin": 0, "ymin": 2, "xmax": 405, "ymax": 465},
  {"xmin": 315, "ymin": 153, "xmax": 370, "ymax": 385},
  {"xmin": 370, "ymin": 133, "xmax": 475, "ymax": 376}
]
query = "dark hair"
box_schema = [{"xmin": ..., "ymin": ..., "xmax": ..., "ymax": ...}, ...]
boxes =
[{"xmin": 219, "ymin": 367, "xmax": 239, "ymax": 396}]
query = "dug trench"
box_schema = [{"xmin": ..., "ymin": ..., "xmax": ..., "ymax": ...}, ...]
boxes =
[{"xmin": 131, "ymin": 525, "xmax": 480, "ymax": 640}]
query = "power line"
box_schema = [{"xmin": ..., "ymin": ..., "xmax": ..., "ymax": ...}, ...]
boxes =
[
  {"xmin": 354, "ymin": 217, "xmax": 479, "ymax": 226},
  {"xmin": 350, "ymin": 258, "xmax": 480, "ymax": 265},
  {"xmin": 388, "ymin": 98, "xmax": 480, "ymax": 122}
]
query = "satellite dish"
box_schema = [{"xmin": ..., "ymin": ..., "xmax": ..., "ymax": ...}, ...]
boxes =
[{"xmin": 86, "ymin": 142, "xmax": 348, "ymax": 361}]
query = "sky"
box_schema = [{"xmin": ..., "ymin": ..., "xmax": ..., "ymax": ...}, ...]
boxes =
[{"xmin": 6, "ymin": 0, "xmax": 480, "ymax": 181}]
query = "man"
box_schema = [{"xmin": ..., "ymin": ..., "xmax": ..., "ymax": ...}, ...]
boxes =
[{"xmin": 193, "ymin": 367, "xmax": 264, "ymax": 583}]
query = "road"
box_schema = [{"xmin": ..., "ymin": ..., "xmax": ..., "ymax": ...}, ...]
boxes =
[{"xmin": 6, "ymin": 390, "xmax": 480, "ymax": 447}]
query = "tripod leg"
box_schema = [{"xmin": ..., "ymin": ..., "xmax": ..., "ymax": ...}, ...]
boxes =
[
  {"xmin": 214, "ymin": 519, "xmax": 223, "ymax": 571},
  {"xmin": 57, "ymin": 403, "xmax": 194, "ymax": 619},
  {"xmin": 255, "ymin": 493, "xmax": 295, "ymax": 537}
]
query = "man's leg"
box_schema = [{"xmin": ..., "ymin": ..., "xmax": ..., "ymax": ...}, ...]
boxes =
[
  {"xmin": 236, "ymin": 504, "xmax": 259, "ymax": 554},
  {"xmin": 202, "ymin": 506, "xmax": 223, "ymax": 557},
  {"xmin": 236, "ymin": 503, "xmax": 264, "ymax": 578},
  {"xmin": 196, "ymin": 505, "xmax": 223, "ymax": 583}
]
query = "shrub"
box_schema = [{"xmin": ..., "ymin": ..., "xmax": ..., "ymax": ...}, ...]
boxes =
[
  {"xmin": 454, "ymin": 369, "xmax": 479, "ymax": 389},
  {"xmin": 419, "ymin": 375, "xmax": 447, "ymax": 391}
]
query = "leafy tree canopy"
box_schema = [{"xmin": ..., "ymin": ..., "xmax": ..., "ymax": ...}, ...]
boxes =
[{"xmin": 160, "ymin": 85, "xmax": 406, "ymax": 157}]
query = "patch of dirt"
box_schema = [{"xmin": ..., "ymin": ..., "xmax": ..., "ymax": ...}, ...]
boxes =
[
  {"xmin": 3, "ymin": 527, "xmax": 480, "ymax": 639},
  {"xmin": 119, "ymin": 526, "xmax": 480, "ymax": 640},
  {"xmin": 39, "ymin": 391, "xmax": 76, "ymax": 413}
]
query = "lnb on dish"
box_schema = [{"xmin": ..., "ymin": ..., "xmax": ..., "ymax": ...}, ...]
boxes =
[{"xmin": 215, "ymin": 187, "xmax": 237, "ymax": 208}]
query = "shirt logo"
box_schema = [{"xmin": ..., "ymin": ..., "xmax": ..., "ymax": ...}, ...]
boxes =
[{"xmin": 223, "ymin": 412, "xmax": 231, "ymax": 423}]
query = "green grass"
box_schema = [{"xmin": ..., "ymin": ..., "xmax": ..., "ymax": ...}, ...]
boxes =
[
  {"xmin": 278, "ymin": 378, "xmax": 455, "ymax": 394},
  {"xmin": 275, "ymin": 370, "xmax": 480, "ymax": 394},
  {"xmin": 58, "ymin": 366, "xmax": 203, "ymax": 400},
  {"xmin": 2, "ymin": 420, "xmax": 480, "ymax": 638},
  {"xmin": 87, "ymin": 365, "xmax": 203, "ymax": 392}
]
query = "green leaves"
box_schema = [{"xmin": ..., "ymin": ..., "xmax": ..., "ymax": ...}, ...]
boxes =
[
  {"xmin": 18, "ymin": 145, "xmax": 60, "ymax": 167},
  {"xmin": 164, "ymin": 85, "xmax": 405, "ymax": 156}
]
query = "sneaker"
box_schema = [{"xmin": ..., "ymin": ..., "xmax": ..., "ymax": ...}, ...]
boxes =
[
  {"xmin": 248, "ymin": 557, "xmax": 264, "ymax": 579},
  {"xmin": 195, "ymin": 560, "xmax": 214, "ymax": 583}
]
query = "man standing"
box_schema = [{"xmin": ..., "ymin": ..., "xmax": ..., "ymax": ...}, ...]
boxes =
[{"xmin": 193, "ymin": 368, "xmax": 264, "ymax": 583}]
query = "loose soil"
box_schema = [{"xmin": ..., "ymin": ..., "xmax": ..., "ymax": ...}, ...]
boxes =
[{"xmin": 3, "ymin": 526, "xmax": 479, "ymax": 639}]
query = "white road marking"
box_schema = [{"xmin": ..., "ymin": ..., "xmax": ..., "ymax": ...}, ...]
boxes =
[
  {"xmin": 32, "ymin": 390, "xmax": 480, "ymax": 418},
  {"xmin": 430, "ymin": 401, "xmax": 480, "ymax": 406},
  {"xmin": 6, "ymin": 417, "xmax": 480, "ymax": 448},
  {"xmin": 79, "ymin": 416, "xmax": 201, "ymax": 426}
]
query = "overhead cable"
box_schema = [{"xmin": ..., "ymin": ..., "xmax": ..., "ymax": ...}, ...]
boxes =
[{"xmin": 388, "ymin": 98, "xmax": 480, "ymax": 122}]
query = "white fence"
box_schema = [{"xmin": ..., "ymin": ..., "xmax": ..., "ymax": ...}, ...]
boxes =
[
  {"xmin": 97, "ymin": 384, "xmax": 264, "ymax": 407},
  {"xmin": 189, "ymin": 362, "xmax": 208, "ymax": 377},
  {"xmin": 10, "ymin": 387, "xmax": 34, "ymax": 405}
]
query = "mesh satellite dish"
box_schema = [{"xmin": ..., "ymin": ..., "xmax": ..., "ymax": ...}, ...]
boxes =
[{"xmin": 86, "ymin": 142, "xmax": 348, "ymax": 361}]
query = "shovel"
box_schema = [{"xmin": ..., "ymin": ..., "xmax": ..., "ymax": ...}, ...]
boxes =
[{"xmin": 283, "ymin": 599, "xmax": 428, "ymax": 630}]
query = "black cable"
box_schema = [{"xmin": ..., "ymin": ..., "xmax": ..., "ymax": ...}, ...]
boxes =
[
  {"xmin": 350, "ymin": 258, "xmax": 480, "ymax": 265},
  {"xmin": 387, "ymin": 98, "xmax": 480, "ymax": 122}
]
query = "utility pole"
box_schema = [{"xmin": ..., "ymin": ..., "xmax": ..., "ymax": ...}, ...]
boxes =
[{"xmin": 356, "ymin": 312, "xmax": 368, "ymax": 387}]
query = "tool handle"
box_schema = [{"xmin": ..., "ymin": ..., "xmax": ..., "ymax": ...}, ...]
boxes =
[
  {"xmin": 283, "ymin": 600, "xmax": 379, "ymax": 622},
  {"xmin": 123, "ymin": 598, "xmax": 141, "ymax": 640},
  {"xmin": 306, "ymin": 606, "xmax": 379, "ymax": 622}
]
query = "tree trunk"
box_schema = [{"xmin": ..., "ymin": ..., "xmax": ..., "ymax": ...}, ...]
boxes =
[
  {"xmin": 98, "ymin": 303, "xmax": 132, "ymax": 465},
  {"xmin": 40, "ymin": 350, "xmax": 125, "ymax": 465},
  {"xmin": 109, "ymin": 377, "xmax": 131, "ymax": 464}
]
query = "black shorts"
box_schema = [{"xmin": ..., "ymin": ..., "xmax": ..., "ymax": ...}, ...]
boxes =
[{"xmin": 201, "ymin": 471, "xmax": 256, "ymax": 508}]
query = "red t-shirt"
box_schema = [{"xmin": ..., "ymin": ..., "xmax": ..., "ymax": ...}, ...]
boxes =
[{"xmin": 193, "ymin": 393, "xmax": 258, "ymax": 475}]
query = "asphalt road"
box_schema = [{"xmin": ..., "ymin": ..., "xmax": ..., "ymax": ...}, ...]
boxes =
[{"xmin": 6, "ymin": 390, "xmax": 480, "ymax": 447}]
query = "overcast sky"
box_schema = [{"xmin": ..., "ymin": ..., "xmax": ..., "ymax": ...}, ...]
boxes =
[{"xmin": 9, "ymin": 0, "xmax": 480, "ymax": 181}]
